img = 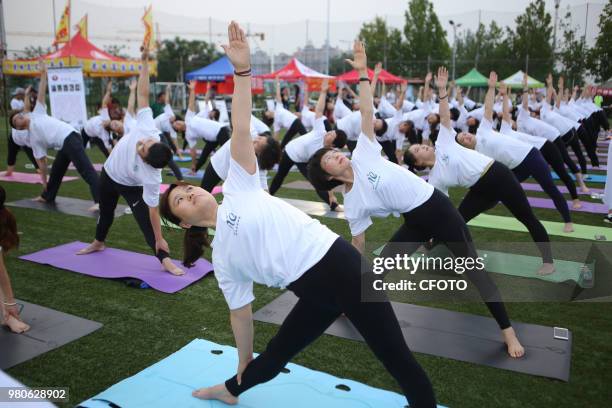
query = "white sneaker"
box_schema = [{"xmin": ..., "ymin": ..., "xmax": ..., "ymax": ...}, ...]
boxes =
[{"xmin": 124, "ymin": 207, "xmax": 133, "ymax": 215}]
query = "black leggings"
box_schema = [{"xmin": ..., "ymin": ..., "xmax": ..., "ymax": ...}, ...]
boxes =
[
  {"xmin": 160, "ymin": 132, "xmax": 183, "ymax": 180},
  {"xmin": 280, "ymin": 119, "xmax": 307, "ymax": 149},
  {"xmin": 458, "ymin": 161, "xmax": 553, "ymax": 263},
  {"xmin": 381, "ymin": 189, "xmax": 511, "ymax": 329},
  {"xmin": 42, "ymin": 132, "xmax": 100, "ymax": 203},
  {"xmin": 81, "ymin": 129, "xmax": 110, "ymax": 157},
  {"xmin": 269, "ymin": 151, "xmax": 331, "ymax": 205},
  {"xmin": 224, "ymin": 238, "xmax": 437, "ymax": 408},
  {"xmin": 562, "ymin": 129, "xmax": 588, "ymax": 174},
  {"xmin": 512, "ymin": 148, "xmax": 571, "ymax": 223},
  {"xmin": 553, "ymin": 137, "xmax": 579, "ymax": 174},
  {"xmin": 576, "ymin": 124, "xmax": 599, "ymax": 167},
  {"xmin": 194, "ymin": 127, "xmax": 230, "ymax": 172},
  {"xmin": 7, "ymin": 132, "xmax": 38, "ymax": 168},
  {"xmin": 540, "ymin": 141, "xmax": 578, "ymax": 200},
  {"xmin": 95, "ymin": 169, "xmax": 169, "ymax": 262},
  {"xmin": 200, "ymin": 162, "xmax": 222, "ymax": 191},
  {"xmin": 379, "ymin": 140, "xmax": 398, "ymax": 164}
]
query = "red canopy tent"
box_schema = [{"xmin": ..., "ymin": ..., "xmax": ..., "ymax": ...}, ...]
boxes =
[
  {"xmin": 336, "ymin": 68, "xmax": 405, "ymax": 84},
  {"xmin": 258, "ymin": 58, "xmax": 336, "ymax": 91}
]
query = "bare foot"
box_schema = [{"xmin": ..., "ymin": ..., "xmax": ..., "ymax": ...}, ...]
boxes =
[
  {"xmin": 580, "ymin": 185, "xmax": 590, "ymax": 194},
  {"xmin": 502, "ymin": 327, "xmax": 525, "ymax": 358},
  {"xmin": 563, "ymin": 222, "xmax": 574, "ymax": 233},
  {"xmin": 4, "ymin": 315, "xmax": 30, "ymax": 334},
  {"xmin": 162, "ymin": 258, "xmax": 185, "ymax": 276},
  {"xmin": 537, "ymin": 263, "xmax": 555, "ymax": 276},
  {"xmin": 76, "ymin": 240, "xmax": 106, "ymax": 255},
  {"xmin": 88, "ymin": 203, "xmax": 100, "ymax": 212},
  {"xmin": 192, "ymin": 384, "xmax": 237, "ymax": 405},
  {"xmin": 32, "ymin": 196, "xmax": 48, "ymax": 203},
  {"xmin": 572, "ymin": 199, "xmax": 582, "ymax": 210}
]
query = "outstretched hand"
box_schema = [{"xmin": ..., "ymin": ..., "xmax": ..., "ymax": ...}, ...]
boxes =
[
  {"xmin": 129, "ymin": 80, "xmax": 137, "ymax": 91},
  {"xmin": 141, "ymin": 47, "xmax": 149, "ymax": 61},
  {"xmin": 221, "ymin": 21, "xmax": 250, "ymax": 72},
  {"xmin": 546, "ymin": 73, "xmax": 553, "ymax": 86},
  {"xmin": 188, "ymin": 80, "xmax": 196, "ymax": 91},
  {"xmin": 499, "ymin": 82, "xmax": 507, "ymax": 95},
  {"xmin": 321, "ymin": 78, "xmax": 329, "ymax": 92},
  {"xmin": 38, "ymin": 58, "xmax": 47, "ymax": 73},
  {"xmin": 345, "ymin": 40, "xmax": 367, "ymax": 71},
  {"xmin": 522, "ymin": 72, "xmax": 529, "ymax": 88},
  {"xmin": 435, "ymin": 66, "xmax": 448, "ymax": 91},
  {"xmin": 488, "ymin": 71, "xmax": 497, "ymax": 88},
  {"xmin": 374, "ymin": 62, "xmax": 382, "ymax": 74}
]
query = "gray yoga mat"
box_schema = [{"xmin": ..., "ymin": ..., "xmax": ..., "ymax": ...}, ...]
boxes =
[
  {"xmin": 284, "ymin": 180, "xmax": 343, "ymax": 192},
  {"xmin": 254, "ymin": 292, "xmax": 573, "ymax": 381},
  {"xmin": 7, "ymin": 197, "xmax": 126, "ymax": 219},
  {"xmin": 0, "ymin": 301, "xmax": 103, "ymax": 369}
]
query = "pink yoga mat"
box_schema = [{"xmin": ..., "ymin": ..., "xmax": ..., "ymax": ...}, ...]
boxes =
[
  {"xmin": 0, "ymin": 171, "xmax": 77, "ymax": 184},
  {"xmin": 19, "ymin": 241, "xmax": 213, "ymax": 294},
  {"xmin": 160, "ymin": 184, "xmax": 222, "ymax": 195}
]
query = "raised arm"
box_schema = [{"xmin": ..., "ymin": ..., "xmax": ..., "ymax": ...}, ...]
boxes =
[
  {"xmin": 102, "ymin": 81, "xmax": 112, "ymax": 109},
  {"xmin": 436, "ymin": 66, "xmax": 451, "ymax": 129},
  {"xmin": 571, "ymin": 85, "xmax": 578, "ymax": 102},
  {"xmin": 346, "ymin": 40, "xmax": 373, "ymax": 139},
  {"xmin": 556, "ymin": 76, "xmax": 564, "ymax": 108},
  {"xmin": 274, "ymin": 76, "xmax": 282, "ymax": 103},
  {"xmin": 23, "ymin": 86, "xmax": 33, "ymax": 113},
  {"xmin": 394, "ymin": 82, "xmax": 407, "ymax": 110},
  {"xmin": 137, "ymin": 49, "xmax": 150, "ymax": 111},
  {"xmin": 423, "ymin": 72, "xmax": 433, "ymax": 102},
  {"xmin": 456, "ymin": 86, "xmax": 464, "ymax": 107},
  {"xmin": 345, "ymin": 84, "xmax": 358, "ymax": 99},
  {"xmin": 315, "ymin": 79, "xmax": 328, "ymax": 119},
  {"xmin": 521, "ymin": 73, "xmax": 529, "ymax": 111},
  {"xmin": 127, "ymin": 80, "xmax": 137, "ymax": 117},
  {"xmin": 500, "ymin": 82, "xmax": 511, "ymax": 123},
  {"xmin": 371, "ymin": 62, "xmax": 382, "ymax": 94},
  {"xmin": 223, "ymin": 21, "xmax": 256, "ymax": 174},
  {"xmin": 187, "ymin": 80, "xmax": 197, "ymax": 113},
  {"xmin": 483, "ymin": 71, "xmax": 497, "ymax": 122},
  {"xmin": 545, "ymin": 73, "xmax": 554, "ymax": 106},
  {"xmin": 37, "ymin": 59, "xmax": 47, "ymax": 105}
]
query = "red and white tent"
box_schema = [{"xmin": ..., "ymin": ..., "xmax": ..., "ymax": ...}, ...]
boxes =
[
  {"xmin": 258, "ymin": 58, "xmax": 335, "ymax": 91},
  {"xmin": 336, "ymin": 68, "xmax": 405, "ymax": 84}
]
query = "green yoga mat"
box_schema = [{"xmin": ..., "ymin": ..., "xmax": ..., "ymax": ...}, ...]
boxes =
[
  {"xmin": 468, "ymin": 214, "xmax": 610, "ymax": 242},
  {"xmin": 372, "ymin": 245, "xmax": 593, "ymax": 287}
]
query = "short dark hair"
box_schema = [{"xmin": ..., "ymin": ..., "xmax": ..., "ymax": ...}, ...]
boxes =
[
  {"xmin": 332, "ymin": 129, "xmax": 347, "ymax": 148},
  {"xmin": 144, "ymin": 142, "xmax": 172, "ymax": 168},
  {"xmin": 159, "ymin": 183, "xmax": 210, "ymax": 267},
  {"xmin": 8, "ymin": 110, "xmax": 20, "ymax": 130},
  {"xmin": 156, "ymin": 92, "xmax": 165, "ymax": 101},
  {"xmin": 374, "ymin": 119, "xmax": 388, "ymax": 137},
  {"xmin": 449, "ymin": 108, "xmax": 460, "ymax": 122},
  {"xmin": 210, "ymin": 108, "xmax": 220, "ymax": 121},
  {"xmin": 468, "ymin": 118, "xmax": 480, "ymax": 134},
  {"xmin": 257, "ymin": 135, "xmax": 281, "ymax": 170},
  {"xmin": 262, "ymin": 114, "xmax": 274, "ymax": 127},
  {"xmin": 429, "ymin": 128, "xmax": 439, "ymax": 145},
  {"xmin": 403, "ymin": 148, "xmax": 426, "ymax": 173},
  {"xmin": 307, "ymin": 148, "xmax": 344, "ymax": 191}
]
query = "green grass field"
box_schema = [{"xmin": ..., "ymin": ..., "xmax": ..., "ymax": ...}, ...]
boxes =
[{"xmin": 2, "ymin": 126, "xmax": 612, "ymax": 408}]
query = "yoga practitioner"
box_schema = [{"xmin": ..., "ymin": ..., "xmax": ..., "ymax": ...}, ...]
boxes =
[
  {"xmin": 263, "ymin": 77, "xmax": 308, "ymax": 149},
  {"xmin": 9, "ymin": 62, "xmax": 100, "ymax": 210},
  {"xmin": 77, "ymin": 48, "xmax": 182, "ymax": 276},
  {"xmin": 404, "ymin": 69, "xmax": 554, "ymax": 276},
  {"xmin": 455, "ymin": 75, "xmax": 572, "ymax": 232},
  {"xmin": 0, "ymin": 186, "xmax": 29, "ymax": 334},
  {"xmin": 160, "ymin": 26, "xmax": 437, "ymax": 407},
  {"xmin": 5, "ymin": 87, "xmax": 39, "ymax": 175},
  {"xmin": 269, "ymin": 78, "xmax": 346, "ymax": 210},
  {"xmin": 308, "ymin": 58, "xmax": 524, "ymax": 357},
  {"xmin": 154, "ymin": 85, "xmax": 186, "ymax": 180},
  {"xmin": 374, "ymin": 82, "xmax": 412, "ymax": 164},
  {"xmin": 82, "ymin": 81, "xmax": 114, "ymax": 157},
  {"xmin": 604, "ymin": 134, "xmax": 612, "ymax": 223},
  {"xmin": 186, "ymin": 82, "xmax": 231, "ymax": 174}
]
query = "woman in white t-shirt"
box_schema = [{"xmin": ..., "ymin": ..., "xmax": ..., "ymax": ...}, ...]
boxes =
[
  {"xmin": 82, "ymin": 82, "xmax": 114, "ymax": 157},
  {"xmin": 308, "ymin": 58, "xmax": 524, "ymax": 357},
  {"xmin": 455, "ymin": 75, "xmax": 573, "ymax": 232},
  {"xmin": 404, "ymin": 69, "xmax": 554, "ymax": 277},
  {"xmin": 263, "ymin": 77, "xmax": 308, "ymax": 149},
  {"xmin": 6, "ymin": 88, "xmax": 39, "ymax": 175},
  {"xmin": 159, "ymin": 27, "xmax": 437, "ymax": 408},
  {"xmin": 269, "ymin": 79, "xmax": 347, "ymax": 210}
]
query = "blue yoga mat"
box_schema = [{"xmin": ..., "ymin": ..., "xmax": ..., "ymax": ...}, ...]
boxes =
[
  {"xmin": 173, "ymin": 155, "xmax": 192, "ymax": 162},
  {"xmin": 177, "ymin": 167, "xmax": 205, "ymax": 179},
  {"xmin": 551, "ymin": 172, "xmax": 607, "ymax": 183},
  {"xmin": 78, "ymin": 339, "xmax": 446, "ymax": 408}
]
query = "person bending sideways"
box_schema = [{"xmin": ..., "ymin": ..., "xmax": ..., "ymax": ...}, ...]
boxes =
[
  {"xmin": 77, "ymin": 48, "xmax": 183, "ymax": 276},
  {"xmin": 159, "ymin": 24, "xmax": 437, "ymax": 407},
  {"xmin": 263, "ymin": 77, "xmax": 308, "ymax": 149},
  {"xmin": 9, "ymin": 61, "xmax": 100, "ymax": 211}
]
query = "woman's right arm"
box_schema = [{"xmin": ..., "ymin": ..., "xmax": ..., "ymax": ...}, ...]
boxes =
[
  {"xmin": 346, "ymin": 40, "xmax": 374, "ymax": 140},
  {"xmin": 436, "ymin": 67, "xmax": 451, "ymax": 130}
]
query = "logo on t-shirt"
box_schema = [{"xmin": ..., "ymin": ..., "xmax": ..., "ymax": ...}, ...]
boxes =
[
  {"xmin": 226, "ymin": 212, "xmax": 241, "ymax": 235},
  {"xmin": 367, "ymin": 171, "xmax": 380, "ymax": 190},
  {"xmin": 441, "ymin": 153, "xmax": 449, "ymax": 164}
]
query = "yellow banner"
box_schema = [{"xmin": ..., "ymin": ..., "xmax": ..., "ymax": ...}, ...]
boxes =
[
  {"xmin": 141, "ymin": 5, "xmax": 153, "ymax": 51},
  {"xmin": 53, "ymin": 0, "xmax": 71, "ymax": 45},
  {"xmin": 75, "ymin": 14, "xmax": 88, "ymax": 39},
  {"xmin": 2, "ymin": 58, "xmax": 157, "ymax": 78}
]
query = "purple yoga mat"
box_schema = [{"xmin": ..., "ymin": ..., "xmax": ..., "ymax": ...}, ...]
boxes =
[
  {"xmin": 525, "ymin": 196, "xmax": 606, "ymax": 214},
  {"xmin": 19, "ymin": 241, "xmax": 213, "ymax": 294},
  {"xmin": 0, "ymin": 171, "xmax": 77, "ymax": 184},
  {"xmin": 521, "ymin": 182, "xmax": 603, "ymax": 196}
]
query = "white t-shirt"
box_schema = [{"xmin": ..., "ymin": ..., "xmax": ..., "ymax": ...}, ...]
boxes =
[
  {"xmin": 285, "ymin": 117, "xmax": 327, "ymax": 163},
  {"xmin": 103, "ymin": 108, "xmax": 162, "ymax": 207},
  {"xmin": 84, "ymin": 108, "xmax": 112, "ymax": 148},
  {"xmin": 250, "ymin": 114, "xmax": 270, "ymax": 137},
  {"xmin": 428, "ymin": 125, "xmax": 494, "ymax": 196},
  {"xmin": 540, "ymin": 103, "xmax": 578, "ymax": 134},
  {"xmin": 333, "ymin": 97, "xmax": 352, "ymax": 121},
  {"xmin": 28, "ymin": 102, "xmax": 76, "ymax": 159},
  {"xmin": 154, "ymin": 105, "xmax": 177, "ymax": 139},
  {"xmin": 344, "ymin": 133, "xmax": 434, "ymax": 236},
  {"xmin": 300, "ymin": 107, "xmax": 316, "ymax": 130},
  {"xmin": 273, "ymin": 104, "xmax": 297, "ymax": 132},
  {"xmin": 376, "ymin": 109, "xmax": 404, "ymax": 149},
  {"xmin": 124, "ymin": 112, "xmax": 137, "ymax": 135},
  {"xmin": 516, "ymin": 107, "xmax": 559, "ymax": 142},
  {"xmin": 499, "ymin": 120, "xmax": 546, "ymax": 150},
  {"xmin": 556, "ymin": 102, "xmax": 583, "ymax": 121},
  {"xmin": 569, "ymin": 100, "xmax": 592, "ymax": 117},
  {"xmin": 475, "ymin": 118, "xmax": 532, "ymax": 170},
  {"xmin": 186, "ymin": 110, "xmax": 224, "ymax": 147},
  {"xmin": 403, "ymin": 109, "xmax": 428, "ymax": 131},
  {"xmin": 402, "ymin": 100, "xmax": 416, "ymax": 113},
  {"xmin": 467, "ymin": 106, "xmax": 485, "ymax": 122},
  {"xmin": 10, "ymin": 98, "xmax": 24, "ymax": 111},
  {"xmin": 336, "ymin": 111, "xmax": 362, "ymax": 141},
  {"xmin": 377, "ymin": 96, "xmax": 397, "ymax": 119},
  {"xmin": 210, "ymin": 138, "xmax": 269, "ymax": 190},
  {"xmin": 211, "ymin": 158, "xmax": 338, "ymax": 310},
  {"xmin": 463, "ymin": 96, "xmax": 477, "ymax": 110}
]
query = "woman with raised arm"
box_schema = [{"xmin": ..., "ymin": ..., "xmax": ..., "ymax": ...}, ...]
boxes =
[
  {"xmin": 5, "ymin": 87, "xmax": 39, "ymax": 176},
  {"xmin": 159, "ymin": 27, "xmax": 437, "ymax": 407},
  {"xmin": 454, "ymin": 75, "xmax": 571, "ymax": 235},
  {"xmin": 308, "ymin": 58, "xmax": 524, "ymax": 356},
  {"xmin": 262, "ymin": 77, "xmax": 308, "ymax": 149},
  {"xmin": 404, "ymin": 68, "xmax": 555, "ymax": 276},
  {"xmin": 82, "ymin": 81, "xmax": 114, "ymax": 157}
]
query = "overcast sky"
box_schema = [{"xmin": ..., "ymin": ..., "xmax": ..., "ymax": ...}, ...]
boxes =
[{"xmin": 3, "ymin": 0, "xmax": 604, "ymax": 56}]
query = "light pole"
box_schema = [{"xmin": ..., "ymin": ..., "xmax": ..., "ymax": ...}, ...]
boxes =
[
  {"xmin": 449, "ymin": 20, "xmax": 462, "ymax": 81},
  {"xmin": 552, "ymin": 0, "xmax": 561, "ymax": 54}
]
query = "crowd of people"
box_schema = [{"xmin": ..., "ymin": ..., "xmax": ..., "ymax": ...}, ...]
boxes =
[{"xmin": 1, "ymin": 19, "xmax": 610, "ymax": 408}]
